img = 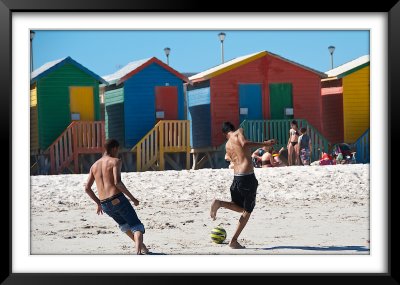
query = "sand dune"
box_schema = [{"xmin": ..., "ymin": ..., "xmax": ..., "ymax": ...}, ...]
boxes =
[{"xmin": 31, "ymin": 164, "xmax": 370, "ymax": 255}]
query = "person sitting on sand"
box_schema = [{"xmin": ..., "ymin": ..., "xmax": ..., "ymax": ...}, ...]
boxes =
[
  {"xmin": 84, "ymin": 139, "xmax": 149, "ymax": 255},
  {"xmin": 251, "ymin": 144, "xmax": 268, "ymax": 168},
  {"xmin": 260, "ymin": 146, "xmax": 274, "ymax": 168},
  {"xmin": 319, "ymin": 152, "xmax": 335, "ymax": 166},
  {"xmin": 210, "ymin": 122, "xmax": 276, "ymax": 249},
  {"xmin": 271, "ymin": 147, "xmax": 286, "ymax": 167},
  {"xmin": 261, "ymin": 146, "xmax": 285, "ymax": 167}
]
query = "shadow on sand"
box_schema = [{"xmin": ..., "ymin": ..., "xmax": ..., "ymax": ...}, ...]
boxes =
[
  {"xmin": 247, "ymin": 245, "xmax": 369, "ymax": 252},
  {"xmin": 146, "ymin": 251, "xmax": 168, "ymax": 255}
]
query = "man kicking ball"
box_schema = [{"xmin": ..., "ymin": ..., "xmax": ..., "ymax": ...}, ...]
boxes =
[
  {"xmin": 84, "ymin": 139, "xmax": 149, "ymax": 255},
  {"xmin": 210, "ymin": 122, "xmax": 276, "ymax": 249}
]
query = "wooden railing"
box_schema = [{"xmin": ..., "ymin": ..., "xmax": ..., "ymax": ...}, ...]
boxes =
[
  {"xmin": 240, "ymin": 119, "xmax": 330, "ymax": 162},
  {"xmin": 131, "ymin": 120, "xmax": 191, "ymax": 171},
  {"xmin": 49, "ymin": 122, "xmax": 75, "ymax": 175},
  {"xmin": 133, "ymin": 121, "xmax": 162, "ymax": 172},
  {"xmin": 355, "ymin": 128, "xmax": 370, "ymax": 163},
  {"xmin": 48, "ymin": 121, "xmax": 105, "ymax": 174},
  {"xmin": 74, "ymin": 121, "xmax": 106, "ymax": 153}
]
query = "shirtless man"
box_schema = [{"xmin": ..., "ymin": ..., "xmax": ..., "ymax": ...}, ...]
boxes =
[
  {"xmin": 210, "ymin": 122, "xmax": 276, "ymax": 249},
  {"xmin": 84, "ymin": 139, "xmax": 148, "ymax": 255}
]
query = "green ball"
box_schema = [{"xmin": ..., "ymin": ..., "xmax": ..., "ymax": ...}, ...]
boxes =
[{"xmin": 210, "ymin": 226, "xmax": 227, "ymax": 244}]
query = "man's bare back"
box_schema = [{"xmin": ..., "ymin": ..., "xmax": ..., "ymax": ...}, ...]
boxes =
[
  {"xmin": 225, "ymin": 128, "xmax": 254, "ymax": 174},
  {"xmin": 210, "ymin": 122, "xmax": 276, "ymax": 249},
  {"xmin": 84, "ymin": 139, "xmax": 148, "ymax": 254},
  {"xmin": 90, "ymin": 156, "xmax": 121, "ymax": 201}
]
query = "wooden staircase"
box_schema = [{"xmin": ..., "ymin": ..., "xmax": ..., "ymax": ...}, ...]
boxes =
[
  {"xmin": 240, "ymin": 119, "xmax": 330, "ymax": 162},
  {"xmin": 48, "ymin": 121, "xmax": 105, "ymax": 174},
  {"xmin": 131, "ymin": 120, "xmax": 191, "ymax": 172},
  {"xmin": 355, "ymin": 128, "xmax": 370, "ymax": 163}
]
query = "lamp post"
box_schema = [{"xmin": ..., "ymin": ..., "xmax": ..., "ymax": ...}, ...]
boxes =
[
  {"xmin": 328, "ymin": 45, "xmax": 335, "ymax": 69},
  {"xmin": 164, "ymin": 47, "xmax": 171, "ymax": 66},
  {"xmin": 218, "ymin": 32, "xmax": 226, "ymax": 64},
  {"xmin": 30, "ymin": 30, "xmax": 35, "ymax": 73}
]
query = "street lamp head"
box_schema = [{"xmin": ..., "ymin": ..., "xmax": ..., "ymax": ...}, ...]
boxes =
[
  {"xmin": 218, "ymin": 32, "xmax": 226, "ymax": 42},
  {"xmin": 164, "ymin": 47, "xmax": 171, "ymax": 56},
  {"xmin": 30, "ymin": 30, "xmax": 35, "ymax": 41},
  {"xmin": 328, "ymin": 45, "xmax": 335, "ymax": 55}
]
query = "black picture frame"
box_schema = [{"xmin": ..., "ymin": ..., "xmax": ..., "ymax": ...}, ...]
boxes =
[{"xmin": 2, "ymin": 0, "xmax": 398, "ymax": 283}]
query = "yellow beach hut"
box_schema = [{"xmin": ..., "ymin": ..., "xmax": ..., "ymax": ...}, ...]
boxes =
[{"xmin": 321, "ymin": 55, "xmax": 370, "ymax": 144}]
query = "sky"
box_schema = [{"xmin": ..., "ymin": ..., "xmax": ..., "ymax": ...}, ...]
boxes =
[{"xmin": 31, "ymin": 30, "xmax": 369, "ymax": 77}]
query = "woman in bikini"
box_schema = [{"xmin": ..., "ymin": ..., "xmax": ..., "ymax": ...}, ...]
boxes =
[{"xmin": 287, "ymin": 120, "xmax": 300, "ymax": 166}]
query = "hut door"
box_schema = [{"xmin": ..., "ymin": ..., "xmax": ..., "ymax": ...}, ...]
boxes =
[
  {"xmin": 269, "ymin": 83, "xmax": 293, "ymax": 119},
  {"xmin": 155, "ymin": 86, "xmax": 178, "ymax": 121},
  {"xmin": 238, "ymin": 84, "xmax": 263, "ymax": 123},
  {"xmin": 69, "ymin": 87, "xmax": 94, "ymax": 121}
]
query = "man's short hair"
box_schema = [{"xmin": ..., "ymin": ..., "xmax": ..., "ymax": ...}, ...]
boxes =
[
  {"xmin": 300, "ymin": 127, "xmax": 307, "ymax": 133},
  {"xmin": 222, "ymin": 121, "xmax": 235, "ymax": 134},
  {"xmin": 104, "ymin": 139, "xmax": 120, "ymax": 154}
]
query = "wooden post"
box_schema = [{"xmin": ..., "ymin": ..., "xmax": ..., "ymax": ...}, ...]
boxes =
[
  {"xmin": 159, "ymin": 123, "xmax": 165, "ymax": 171},
  {"xmin": 192, "ymin": 152, "xmax": 197, "ymax": 170},
  {"xmin": 137, "ymin": 144, "xmax": 142, "ymax": 172},
  {"xmin": 73, "ymin": 123, "xmax": 79, "ymax": 174},
  {"xmin": 101, "ymin": 121, "xmax": 106, "ymax": 146},
  {"xmin": 50, "ymin": 146, "xmax": 55, "ymax": 174},
  {"xmin": 68, "ymin": 128, "xmax": 73, "ymax": 158},
  {"xmin": 186, "ymin": 121, "xmax": 190, "ymax": 170},
  {"xmin": 63, "ymin": 135, "xmax": 68, "ymax": 164}
]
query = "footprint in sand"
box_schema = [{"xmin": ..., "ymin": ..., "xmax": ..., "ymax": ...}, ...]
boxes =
[{"xmin": 64, "ymin": 235, "xmax": 76, "ymax": 239}]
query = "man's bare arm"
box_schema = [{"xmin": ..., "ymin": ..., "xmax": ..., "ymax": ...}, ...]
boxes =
[
  {"xmin": 84, "ymin": 167, "xmax": 103, "ymax": 215},
  {"xmin": 84, "ymin": 167, "xmax": 100, "ymax": 205},
  {"xmin": 237, "ymin": 130, "xmax": 276, "ymax": 149},
  {"xmin": 113, "ymin": 160, "xmax": 139, "ymax": 205}
]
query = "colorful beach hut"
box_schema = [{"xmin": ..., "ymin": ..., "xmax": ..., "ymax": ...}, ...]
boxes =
[
  {"xmin": 30, "ymin": 56, "xmax": 107, "ymax": 174},
  {"xmin": 30, "ymin": 56, "xmax": 106, "ymax": 152},
  {"xmin": 102, "ymin": 57, "xmax": 188, "ymax": 149},
  {"xmin": 321, "ymin": 55, "xmax": 370, "ymax": 144},
  {"xmin": 187, "ymin": 51, "xmax": 327, "ymax": 149}
]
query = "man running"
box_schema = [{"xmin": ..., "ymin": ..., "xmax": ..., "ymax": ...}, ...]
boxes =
[
  {"xmin": 84, "ymin": 139, "xmax": 148, "ymax": 255},
  {"xmin": 210, "ymin": 122, "xmax": 276, "ymax": 249}
]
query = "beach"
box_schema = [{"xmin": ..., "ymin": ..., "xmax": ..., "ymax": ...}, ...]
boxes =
[{"xmin": 31, "ymin": 164, "xmax": 370, "ymax": 255}]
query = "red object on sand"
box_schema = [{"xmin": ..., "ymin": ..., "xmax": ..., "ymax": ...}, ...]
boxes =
[{"xmin": 322, "ymin": 153, "xmax": 330, "ymax": 160}]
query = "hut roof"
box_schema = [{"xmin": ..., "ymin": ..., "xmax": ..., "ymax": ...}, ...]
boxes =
[
  {"xmin": 324, "ymin": 55, "xmax": 370, "ymax": 79},
  {"xmin": 103, "ymin": 57, "xmax": 188, "ymax": 86},
  {"xmin": 189, "ymin": 51, "xmax": 326, "ymax": 83},
  {"xmin": 31, "ymin": 56, "xmax": 107, "ymax": 84}
]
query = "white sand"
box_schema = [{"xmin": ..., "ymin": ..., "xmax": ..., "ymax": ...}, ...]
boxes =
[{"xmin": 31, "ymin": 164, "xmax": 370, "ymax": 255}]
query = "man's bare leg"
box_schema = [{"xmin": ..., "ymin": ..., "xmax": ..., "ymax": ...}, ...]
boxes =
[
  {"xmin": 210, "ymin": 199, "xmax": 244, "ymax": 220},
  {"xmin": 133, "ymin": 231, "xmax": 144, "ymax": 255},
  {"xmin": 125, "ymin": 230, "xmax": 149, "ymax": 254},
  {"xmin": 211, "ymin": 199, "xmax": 250, "ymax": 248},
  {"xmin": 229, "ymin": 211, "xmax": 251, "ymax": 249}
]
